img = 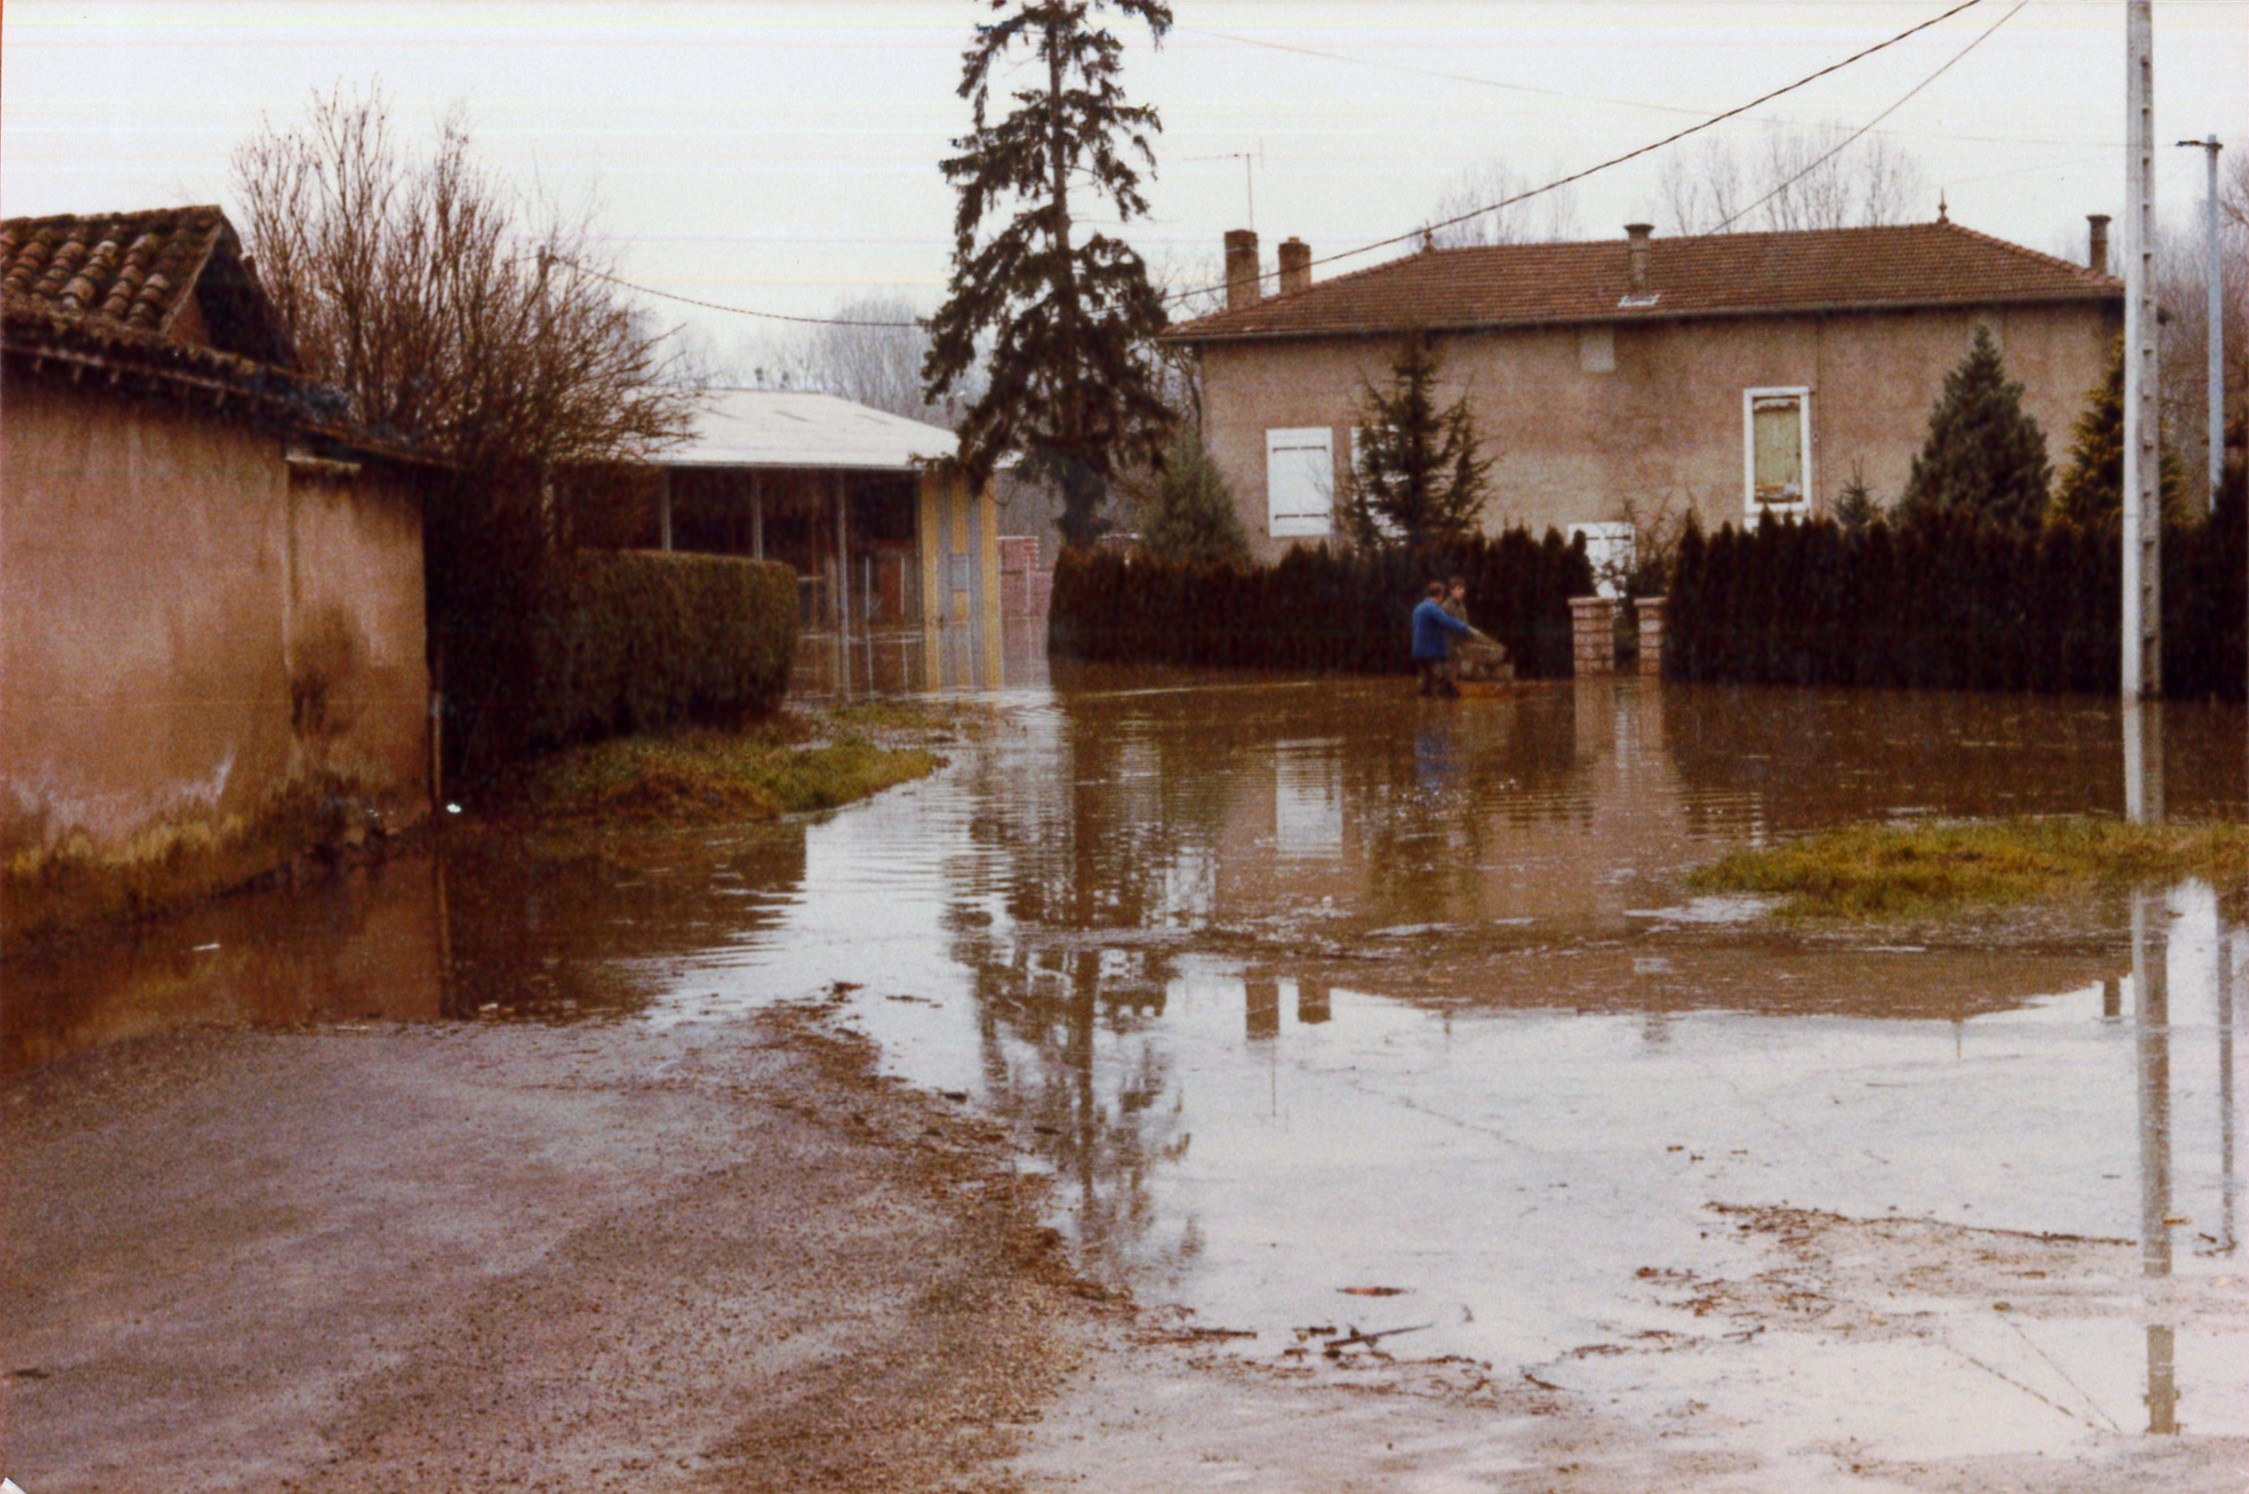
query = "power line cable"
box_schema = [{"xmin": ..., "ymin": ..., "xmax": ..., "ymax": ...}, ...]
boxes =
[
  {"xmin": 548, "ymin": 254, "xmax": 922, "ymax": 328},
  {"xmin": 1709, "ymin": 0, "xmax": 2028, "ymax": 231},
  {"xmin": 1167, "ymin": 0, "xmax": 1994, "ymax": 305},
  {"xmin": 550, "ymin": 0, "xmax": 2006, "ymax": 327},
  {"xmin": 1175, "ymin": 19, "xmax": 2108, "ymax": 149}
]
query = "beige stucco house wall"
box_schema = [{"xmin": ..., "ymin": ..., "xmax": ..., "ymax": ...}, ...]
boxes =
[
  {"xmin": 1173, "ymin": 221, "xmax": 2123, "ymax": 564},
  {"xmin": 1, "ymin": 205, "xmax": 434, "ymax": 884},
  {"xmin": 0, "ymin": 372, "xmax": 431, "ymax": 863}
]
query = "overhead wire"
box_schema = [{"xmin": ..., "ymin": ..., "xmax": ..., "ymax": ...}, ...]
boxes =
[
  {"xmin": 1174, "ymin": 18, "xmax": 2110, "ymax": 150},
  {"xmin": 545, "ymin": 253, "xmax": 923, "ymax": 328},
  {"xmin": 1163, "ymin": 0, "xmax": 1997, "ymax": 305},
  {"xmin": 538, "ymin": 0, "xmax": 2009, "ymax": 327},
  {"xmin": 1708, "ymin": 0, "xmax": 2029, "ymax": 231}
]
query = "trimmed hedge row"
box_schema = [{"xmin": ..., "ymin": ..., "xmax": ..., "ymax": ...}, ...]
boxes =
[
  {"xmin": 526, "ymin": 550, "xmax": 799, "ymax": 747},
  {"xmin": 1665, "ymin": 495, "xmax": 2246, "ymax": 699},
  {"xmin": 1050, "ymin": 531, "xmax": 1593, "ymax": 676}
]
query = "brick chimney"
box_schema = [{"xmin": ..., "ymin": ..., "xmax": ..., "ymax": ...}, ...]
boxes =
[
  {"xmin": 1224, "ymin": 229, "xmax": 1261, "ymax": 311},
  {"xmin": 1278, "ymin": 237, "xmax": 1311, "ymax": 296},
  {"xmin": 1624, "ymin": 223, "xmax": 1654, "ymax": 301},
  {"xmin": 2087, "ymin": 214, "xmax": 2111, "ymax": 276}
]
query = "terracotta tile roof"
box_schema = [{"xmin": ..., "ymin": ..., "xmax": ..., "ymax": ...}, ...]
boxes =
[
  {"xmin": 2, "ymin": 292, "xmax": 315, "ymax": 425},
  {"xmin": 0, "ymin": 204, "xmax": 295, "ymax": 366},
  {"xmin": 1166, "ymin": 220, "xmax": 2120, "ymax": 343}
]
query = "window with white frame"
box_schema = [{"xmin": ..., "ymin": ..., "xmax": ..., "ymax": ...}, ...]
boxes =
[
  {"xmin": 1265, "ymin": 427, "xmax": 1335, "ymax": 538},
  {"xmin": 1743, "ymin": 388, "xmax": 1812, "ymax": 515}
]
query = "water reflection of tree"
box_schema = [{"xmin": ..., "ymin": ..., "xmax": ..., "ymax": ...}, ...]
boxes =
[{"xmin": 933, "ymin": 699, "xmax": 1236, "ymax": 1286}]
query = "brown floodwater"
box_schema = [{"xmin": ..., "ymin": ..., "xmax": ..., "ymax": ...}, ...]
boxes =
[{"xmin": 7, "ymin": 668, "xmax": 2246, "ymax": 1476}]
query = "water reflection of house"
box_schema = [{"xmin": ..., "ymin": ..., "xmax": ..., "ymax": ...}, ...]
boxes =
[{"xmin": 626, "ymin": 388, "xmax": 1003, "ymax": 689}]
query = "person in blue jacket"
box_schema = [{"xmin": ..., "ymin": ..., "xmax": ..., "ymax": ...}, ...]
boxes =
[{"xmin": 1410, "ymin": 580, "xmax": 1474, "ymax": 698}]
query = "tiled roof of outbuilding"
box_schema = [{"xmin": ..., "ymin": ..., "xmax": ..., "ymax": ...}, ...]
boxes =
[
  {"xmin": 1166, "ymin": 220, "xmax": 2121, "ymax": 343},
  {"xmin": 0, "ymin": 204, "xmax": 296, "ymax": 366}
]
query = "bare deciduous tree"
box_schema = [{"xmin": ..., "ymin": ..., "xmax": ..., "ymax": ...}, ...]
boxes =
[
  {"xmin": 737, "ymin": 295, "xmax": 980, "ymax": 428},
  {"xmin": 1660, "ymin": 126, "xmax": 1927, "ymax": 236},
  {"xmin": 232, "ymin": 85, "xmax": 691, "ymax": 478},
  {"xmin": 1424, "ymin": 160, "xmax": 1582, "ymax": 247},
  {"xmin": 232, "ymin": 84, "xmax": 697, "ymax": 770}
]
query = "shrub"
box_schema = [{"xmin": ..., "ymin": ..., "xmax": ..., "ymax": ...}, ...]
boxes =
[
  {"xmin": 523, "ymin": 551, "xmax": 799, "ymax": 749},
  {"xmin": 1134, "ymin": 425, "xmax": 1253, "ymax": 569},
  {"xmin": 1666, "ymin": 505, "xmax": 2244, "ymax": 700},
  {"xmin": 1050, "ymin": 530, "xmax": 1591, "ymax": 677}
]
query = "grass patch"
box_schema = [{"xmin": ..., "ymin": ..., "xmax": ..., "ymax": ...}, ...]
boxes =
[
  {"xmin": 1687, "ymin": 815, "xmax": 2249, "ymax": 921},
  {"xmin": 515, "ymin": 718, "xmax": 945, "ymax": 827}
]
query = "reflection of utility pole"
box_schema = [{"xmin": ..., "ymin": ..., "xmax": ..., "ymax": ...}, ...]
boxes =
[
  {"xmin": 2218, "ymin": 931, "xmax": 2239, "ymax": 1256},
  {"xmin": 2173, "ymin": 137, "xmax": 2225, "ymax": 509},
  {"xmin": 2121, "ymin": 0, "xmax": 2162, "ymax": 697},
  {"xmin": 2133, "ymin": 888, "xmax": 2178, "ymax": 1433},
  {"xmin": 2124, "ymin": 686, "xmax": 2177, "ymax": 1430}
]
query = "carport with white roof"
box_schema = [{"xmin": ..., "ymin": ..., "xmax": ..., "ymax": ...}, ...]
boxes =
[{"xmin": 641, "ymin": 388, "xmax": 999, "ymax": 649}]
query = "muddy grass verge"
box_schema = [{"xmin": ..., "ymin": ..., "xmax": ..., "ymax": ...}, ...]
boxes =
[
  {"xmin": 1687, "ymin": 815, "xmax": 2249, "ymax": 920},
  {"xmin": 492, "ymin": 698, "xmax": 999, "ymax": 828}
]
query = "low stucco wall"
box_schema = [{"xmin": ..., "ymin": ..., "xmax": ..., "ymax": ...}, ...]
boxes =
[
  {"xmin": 0, "ymin": 373, "xmax": 430, "ymax": 869},
  {"xmin": 1197, "ymin": 301, "xmax": 2118, "ymax": 561}
]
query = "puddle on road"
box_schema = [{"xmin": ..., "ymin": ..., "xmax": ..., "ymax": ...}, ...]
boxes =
[{"xmin": 9, "ymin": 674, "xmax": 2246, "ymax": 1468}]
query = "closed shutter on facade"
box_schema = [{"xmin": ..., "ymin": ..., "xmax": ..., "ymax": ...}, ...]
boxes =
[
  {"xmin": 1265, "ymin": 427, "xmax": 1335, "ymax": 538},
  {"xmin": 1747, "ymin": 391, "xmax": 1809, "ymax": 510}
]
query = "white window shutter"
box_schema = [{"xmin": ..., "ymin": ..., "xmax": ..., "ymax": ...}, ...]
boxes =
[{"xmin": 1265, "ymin": 427, "xmax": 1334, "ymax": 538}]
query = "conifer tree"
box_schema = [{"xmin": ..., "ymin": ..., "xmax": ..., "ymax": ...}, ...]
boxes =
[
  {"xmin": 1341, "ymin": 330, "xmax": 1493, "ymax": 549},
  {"xmin": 1832, "ymin": 466, "xmax": 1879, "ymax": 533},
  {"xmin": 1896, "ymin": 325, "xmax": 2051, "ymax": 530},
  {"xmin": 2050, "ymin": 336, "xmax": 2187, "ymax": 529},
  {"xmin": 1135, "ymin": 425, "xmax": 1252, "ymax": 567},
  {"xmin": 923, "ymin": 0, "xmax": 1175, "ymax": 549}
]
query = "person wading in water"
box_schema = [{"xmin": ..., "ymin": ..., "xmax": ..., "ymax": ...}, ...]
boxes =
[{"xmin": 1411, "ymin": 581, "xmax": 1474, "ymax": 698}]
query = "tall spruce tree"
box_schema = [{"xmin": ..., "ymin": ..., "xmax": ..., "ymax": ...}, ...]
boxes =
[
  {"xmin": 1341, "ymin": 329, "xmax": 1493, "ymax": 549},
  {"xmin": 2050, "ymin": 336, "xmax": 2187, "ymax": 529},
  {"xmin": 923, "ymin": 0, "xmax": 1175, "ymax": 549},
  {"xmin": 1896, "ymin": 325, "xmax": 2051, "ymax": 529}
]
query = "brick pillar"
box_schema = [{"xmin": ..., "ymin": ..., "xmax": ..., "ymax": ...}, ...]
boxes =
[
  {"xmin": 1636, "ymin": 595, "xmax": 1666, "ymax": 676},
  {"xmin": 1570, "ymin": 596, "xmax": 1617, "ymax": 675}
]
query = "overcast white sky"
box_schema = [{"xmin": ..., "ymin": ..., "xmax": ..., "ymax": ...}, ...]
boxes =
[{"xmin": 3, "ymin": 1, "xmax": 2245, "ymax": 353}]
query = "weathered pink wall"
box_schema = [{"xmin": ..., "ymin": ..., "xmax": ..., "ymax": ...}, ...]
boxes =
[
  {"xmin": 1196, "ymin": 302, "xmax": 2118, "ymax": 561},
  {"xmin": 1, "ymin": 373, "xmax": 429, "ymax": 861}
]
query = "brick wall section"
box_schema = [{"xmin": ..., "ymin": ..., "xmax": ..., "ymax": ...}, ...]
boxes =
[
  {"xmin": 999, "ymin": 534, "xmax": 1051, "ymax": 620},
  {"xmin": 1636, "ymin": 597, "xmax": 1667, "ymax": 676},
  {"xmin": 1570, "ymin": 596, "xmax": 1617, "ymax": 676}
]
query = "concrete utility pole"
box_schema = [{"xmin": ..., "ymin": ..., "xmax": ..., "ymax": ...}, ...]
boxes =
[
  {"xmin": 2175, "ymin": 136, "xmax": 2225, "ymax": 509},
  {"xmin": 2122, "ymin": 0, "xmax": 2162, "ymax": 698}
]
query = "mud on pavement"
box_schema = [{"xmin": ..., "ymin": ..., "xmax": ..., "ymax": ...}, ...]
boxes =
[{"xmin": 0, "ymin": 1000, "xmax": 1114, "ymax": 1492}]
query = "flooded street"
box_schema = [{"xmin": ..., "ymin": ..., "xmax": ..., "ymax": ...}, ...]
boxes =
[{"xmin": 7, "ymin": 671, "xmax": 2248, "ymax": 1489}]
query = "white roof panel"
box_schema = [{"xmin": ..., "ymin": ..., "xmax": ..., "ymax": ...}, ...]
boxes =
[{"xmin": 665, "ymin": 388, "xmax": 958, "ymax": 472}]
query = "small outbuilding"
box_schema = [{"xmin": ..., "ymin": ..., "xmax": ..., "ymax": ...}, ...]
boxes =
[
  {"xmin": 1, "ymin": 205, "xmax": 434, "ymax": 901},
  {"xmin": 628, "ymin": 388, "xmax": 1005, "ymax": 688}
]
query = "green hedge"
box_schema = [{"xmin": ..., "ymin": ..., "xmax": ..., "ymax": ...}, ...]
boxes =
[
  {"xmin": 526, "ymin": 551, "xmax": 798, "ymax": 747},
  {"xmin": 1050, "ymin": 531, "xmax": 1593, "ymax": 676},
  {"xmin": 1665, "ymin": 492, "xmax": 2246, "ymax": 699}
]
